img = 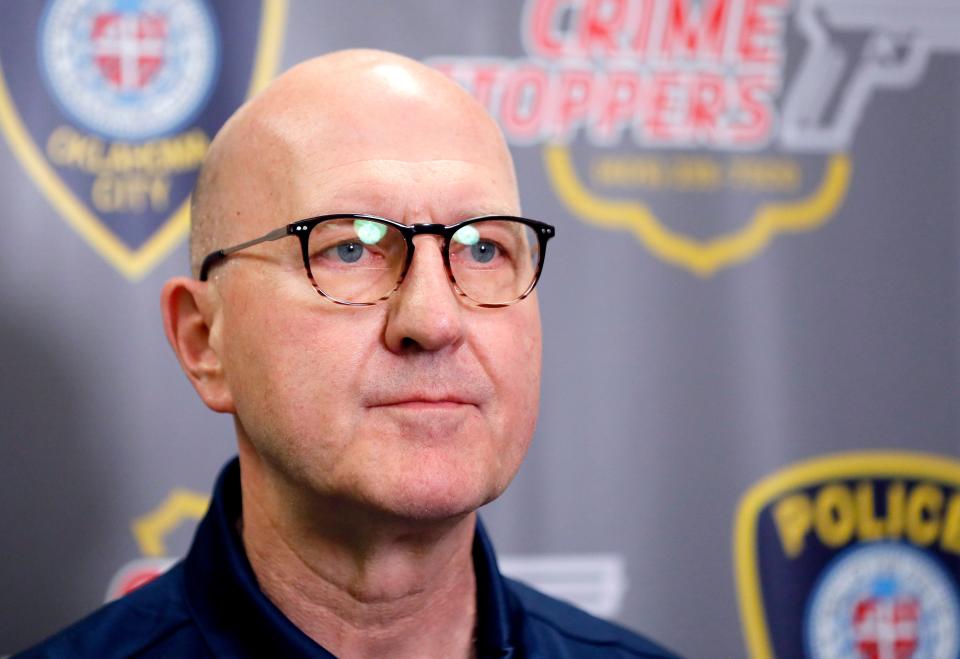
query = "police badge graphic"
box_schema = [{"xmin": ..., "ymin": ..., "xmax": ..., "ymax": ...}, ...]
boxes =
[
  {"xmin": 431, "ymin": 0, "xmax": 959, "ymax": 276},
  {"xmin": 736, "ymin": 452, "xmax": 960, "ymax": 659},
  {"xmin": 0, "ymin": 0, "xmax": 286, "ymax": 278}
]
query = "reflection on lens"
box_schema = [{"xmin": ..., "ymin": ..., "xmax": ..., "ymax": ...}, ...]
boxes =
[
  {"xmin": 305, "ymin": 217, "xmax": 545, "ymax": 306},
  {"xmin": 453, "ymin": 224, "xmax": 480, "ymax": 246},
  {"xmin": 309, "ymin": 219, "xmax": 406, "ymax": 304},
  {"xmin": 354, "ymin": 219, "xmax": 388, "ymax": 245},
  {"xmin": 450, "ymin": 219, "xmax": 540, "ymax": 306}
]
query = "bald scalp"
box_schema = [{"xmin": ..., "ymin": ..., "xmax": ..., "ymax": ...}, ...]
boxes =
[{"xmin": 189, "ymin": 49, "xmax": 517, "ymax": 277}]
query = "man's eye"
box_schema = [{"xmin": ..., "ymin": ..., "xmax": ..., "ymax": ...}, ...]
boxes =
[
  {"xmin": 317, "ymin": 241, "xmax": 366, "ymax": 264},
  {"xmin": 469, "ymin": 241, "xmax": 497, "ymax": 264}
]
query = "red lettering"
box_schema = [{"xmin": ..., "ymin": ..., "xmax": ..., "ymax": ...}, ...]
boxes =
[
  {"xmin": 527, "ymin": 0, "xmax": 576, "ymax": 57},
  {"xmin": 593, "ymin": 70, "xmax": 643, "ymax": 143},
  {"xmin": 627, "ymin": 0, "xmax": 656, "ymax": 56},
  {"xmin": 737, "ymin": 0, "xmax": 787, "ymax": 63},
  {"xmin": 662, "ymin": 0, "xmax": 731, "ymax": 59},
  {"xmin": 471, "ymin": 65, "xmax": 502, "ymax": 110},
  {"xmin": 500, "ymin": 66, "xmax": 549, "ymax": 142},
  {"xmin": 430, "ymin": 61, "xmax": 502, "ymax": 115},
  {"xmin": 645, "ymin": 72, "xmax": 688, "ymax": 141},
  {"xmin": 728, "ymin": 74, "xmax": 774, "ymax": 143},
  {"xmin": 578, "ymin": 0, "xmax": 630, "ymax": 55},
  {"xmin": 554, "ymin": 69, "xmax": 595, "ymax": 138},
  {"xmin": 688, "ymin": 74, "xmax": 725, "ymax": 141}
]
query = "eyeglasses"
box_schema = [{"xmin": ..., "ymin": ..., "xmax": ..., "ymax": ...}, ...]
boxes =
[{"xmin": 199, "ymin": 214, "xmax": 556, "ymax": 307}]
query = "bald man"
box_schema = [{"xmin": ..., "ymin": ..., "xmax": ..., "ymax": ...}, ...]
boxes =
[{"xmin": 18, "ymin": 51, "xmax": 679, "ymax": 659}]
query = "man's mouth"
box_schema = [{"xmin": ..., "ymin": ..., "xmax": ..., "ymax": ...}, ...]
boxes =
[
  {"xmin": 368, "ymin": 393, "xmax": 479, "ymax": 409},
  {"xmin": 380, "ymin": 399, "xmax": 471, "ymax": 409}
]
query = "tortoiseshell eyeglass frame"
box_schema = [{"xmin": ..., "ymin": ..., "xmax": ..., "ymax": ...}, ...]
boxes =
[{"xmin": 198, "ymin": 213, "xmax": 556, "ymax": 308}]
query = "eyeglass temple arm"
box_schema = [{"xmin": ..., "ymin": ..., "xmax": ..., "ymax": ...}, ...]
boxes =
[{"xmin": 198, "ymin": 226, "xmax": 291, "ymax": 281}]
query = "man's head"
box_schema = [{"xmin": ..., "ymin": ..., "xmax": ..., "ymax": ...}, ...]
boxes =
[{"xmin": 162, "ymin": 50, "xmax": 543, "ymax": 524}]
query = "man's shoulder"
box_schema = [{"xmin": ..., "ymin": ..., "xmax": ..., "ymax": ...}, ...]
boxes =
[
  {"xmin": 14, "ymin": 564, "xmax": 211, "ymax": 659},
  {"xmin": 503, "ymin": 577, "xmax": 681, "ymax": 658}
]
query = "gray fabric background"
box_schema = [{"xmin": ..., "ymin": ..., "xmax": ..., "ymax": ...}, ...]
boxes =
[{"xmin": 2, "ymin": 2, "xmax": 958, "ymax": 657}]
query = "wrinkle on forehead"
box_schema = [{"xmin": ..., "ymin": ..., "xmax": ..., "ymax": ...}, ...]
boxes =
[
  {"xmin": 190, "ymin": 49, "xmax": 517, "ymax": 274},
  {"xmin": 306, "ymin": 159, "xmax": 519, "ymax": 225}
]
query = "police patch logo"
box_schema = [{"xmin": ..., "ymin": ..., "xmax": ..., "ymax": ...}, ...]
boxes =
[
  {"xmin": 806, "ymin": 543, "xmax": 959, "ymax": 659},
  {"xmin": 105, "ymin": 487, "xmax": 208, "ymax": 600},
  {"xmin": 0, "ymin": 0, "xmax": 287, "ymax": 279},
  {"xmin": 105, "ymin": 557, "xmax": 177, "ymax": 602},
  {"xmin": 735, "ymin": 452, "xmax": 960, "ymax": 659},
  {"xmin": 433, "ymin": 0, "xmax": 960, "ymax": 277},
  {"xmin": 39, "ymin": 0, "xmax": 220, "ymax": 141}
]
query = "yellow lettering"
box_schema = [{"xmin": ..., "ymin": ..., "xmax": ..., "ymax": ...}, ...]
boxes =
[
  {"xmin": 149, "ymin": 176, "xmax": 171, "ymax": 211},
  {"xmin": 106, "ymin": 144, "xmax": 134, "ymax": 172},
  {"xmin": 906, "ymin": 483, "xmax": 942, "ymax": 546},
  {"xmin": 855, "ymin": 481, "xmax": 884, "ymax": 541},
  {"xmin": 885, "ymin": 481, "xmax": 905, "ymax": 537},
  {"xmin": 666, "ymin": 156, "xmax": 722, "ymax": 190},
  {"xmin": 46, "ymin": 126, "xmax": 73, "ymax": 165},
  {"xmin": 770, "ymin": 480, "xmax": 960, "ymax": 558},
  {"xmin": 45, "ymin": 126, "xmax": 209, "ymax": 175},
  {"xmin": 591, "ymin": 156, "xmax": 664, "ymax": 188},
  {"xmin": 772, "ymin": 481, "xmax": 960, "ymax": 559},
  {"xmin": 91, "ymin": 175, "xmax": 114, "ymax": 212},
  {"xmin": 815, "ymin": 484, "xmax": 855, "ymax": 548},
  {"xmin": 726, "ymin": 157, "xmax": 801, "ymax": 192},
  {"xmin": 941, "ymin": 493, "xmax": 960, "ymax": 554},
  {"xmin": 92, "ymin": 174, "xmax": 172, "ymax": 213},
  {"xmin": 773, "ymin": 493, "xmax": 812, "ymax": 558},
  {"xmin": 83, "ymin": 135, "xmax": 105, "ymax": 172}
]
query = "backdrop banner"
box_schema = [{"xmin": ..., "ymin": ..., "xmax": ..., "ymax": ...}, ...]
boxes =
[{"xmin": 2, "ymin": 2, "xmax": 958, "ymax": 658}]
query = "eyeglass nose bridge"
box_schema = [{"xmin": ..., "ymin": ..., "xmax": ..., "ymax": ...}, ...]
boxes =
[
  {"xmin": 407, "ymin": 223, "xmax": 449, "ymax": 236},
  {"xmin": 394, "ymin": 223, "xmax": 462, "ymax": 295},
  {"xmin": 296, "ymin": 219, "xmax": 476, "ymax": 307},
  {"xmin": 393, "ymin": 220, "xmax": 552, "ymax": 307},
  {"xmin": 290, "ymin": 214, "xmax": 554, "ymax": 307}
]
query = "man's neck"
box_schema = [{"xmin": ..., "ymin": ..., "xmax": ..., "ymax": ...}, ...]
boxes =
[{"xmin": 238, "ymin": 454, "xmax": 479, "ymax": 659}]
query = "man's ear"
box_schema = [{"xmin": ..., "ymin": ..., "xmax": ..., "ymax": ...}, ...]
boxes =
[{"xmin": 160, "ymin": 277, "xmax": 236, "ymax": 413}]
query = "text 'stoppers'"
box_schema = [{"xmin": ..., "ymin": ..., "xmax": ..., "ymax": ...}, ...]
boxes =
[{"xmin": 431, "ymin": 0, "xmax": 957, "ymax": 275}]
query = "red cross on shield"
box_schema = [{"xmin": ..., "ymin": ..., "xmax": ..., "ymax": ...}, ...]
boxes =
[
  {"xmin": 91, "ymin": 12, "xmax": 167, "ymax": 91},
  {"xmin": 853, "ymin": 596, "xmax": 919, "ymax": 659}
]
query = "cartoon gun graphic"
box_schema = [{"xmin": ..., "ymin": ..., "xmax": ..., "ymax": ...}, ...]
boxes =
[{"xmin": 781, "ymin": 0, "xmax": 960, "ymax": 151}]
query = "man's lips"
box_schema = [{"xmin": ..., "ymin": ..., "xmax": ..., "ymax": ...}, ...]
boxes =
[
  {"xmin": 367, "ymin": 395, "xmax": 479, "ymax": 409},
  {"xmin": 378, "ymin": 400, "xmax": 471, "ymax": 410}
]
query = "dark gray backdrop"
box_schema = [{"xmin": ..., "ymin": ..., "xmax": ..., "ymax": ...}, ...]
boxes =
[{"xmin": 2, "ymin": 2, "xmax": 959, "ymax": 658}]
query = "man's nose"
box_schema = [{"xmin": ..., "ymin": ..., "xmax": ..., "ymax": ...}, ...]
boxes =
[{"xmin": 383, "ymin": 236, "xmax": 465, "ymax": 353}]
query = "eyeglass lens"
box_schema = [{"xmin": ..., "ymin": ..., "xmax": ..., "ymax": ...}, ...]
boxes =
[{"xmin": 305, "ymin": 218, "xmax": 541, "ymax": 305}]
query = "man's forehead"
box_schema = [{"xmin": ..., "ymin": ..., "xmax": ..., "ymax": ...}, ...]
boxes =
[
  {"xmin": 241, "ymin": 59, "xmax": 507, "ymax": 167},
  {"xmin": 201, "ymin": 52, "xmax": 518, "ymax": 242},
  {"xmin": 266, "ymin": 104, "xmax": 507, "ymax": 172},
  {"xmin": 291, "ymin": 158, "xmax": 518, "ymax": 221}
]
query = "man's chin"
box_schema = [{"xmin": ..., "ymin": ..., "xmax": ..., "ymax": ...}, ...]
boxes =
[
  {"xmin": 367, "ymin": 483, "xmax": 495, "ymax": 525},
  {"xmin": 342, "ymin": 432, "xmax": 516, "ymax": 522}
]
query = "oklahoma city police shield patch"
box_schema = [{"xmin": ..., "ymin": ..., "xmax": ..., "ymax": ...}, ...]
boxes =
[
  {"xmin": 735, "ymin": 452, "xmax": 960, "ymax": 659},
  {"xmin": 0, "ymin": 0, "xmax": 286, "ymax": 278}
]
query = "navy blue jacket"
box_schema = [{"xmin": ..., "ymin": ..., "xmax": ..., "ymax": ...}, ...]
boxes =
[{"xmin": 17, "ymin": 459, "xmax": 680, "ymax": 658}]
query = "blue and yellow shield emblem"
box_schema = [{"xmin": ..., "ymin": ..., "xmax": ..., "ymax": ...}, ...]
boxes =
[
  {"xmin": 0, "ymin": 0, "xmax": 286, "ymax": 278},
  {"xmin": 736, "ymin": 452, "xmax": 960, "ymax": 658}
]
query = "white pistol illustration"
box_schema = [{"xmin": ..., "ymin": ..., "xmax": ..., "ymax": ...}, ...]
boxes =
[{"xmin": 781, "ymin": 0, "xmax": 960, "ymax": 151}]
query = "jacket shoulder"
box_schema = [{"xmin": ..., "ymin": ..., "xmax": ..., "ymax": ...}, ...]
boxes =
[
  {"xmin": 14, "ymin": 564, "xmax": 211, "ymax": 659},
  {"xmin": 505, "ymin": 577, "xmax": 682, "ymax": 658}
]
